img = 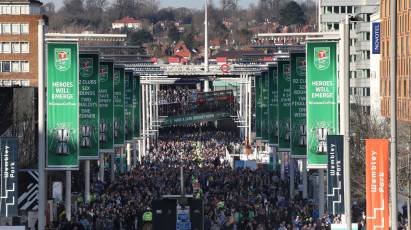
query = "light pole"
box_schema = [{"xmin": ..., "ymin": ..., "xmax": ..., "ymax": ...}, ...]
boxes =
[{"xmin": 204, "ymin": 0, "xmax": 209, "ymax": 72}]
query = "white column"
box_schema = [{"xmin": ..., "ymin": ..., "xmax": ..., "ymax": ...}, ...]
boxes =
[
  {"xmin": 248, "ymin": 76, "xmax": 252, "ymax": 144},
  {"xmin": 99, "ymin": 153, "xmax": 104, "ymax": 182},
  {"xmin": 290, "ymin": 158, "xmax": 295, "ymax": 200},
  {"xmin": 37, "ymin": 18, "xmax": 46, "ymax": 230},
  {"xmin": 84, "ymin": 160, "xmax": 90, "ymax": 203},
  {"xmin": 65, "ymin": 171, "xmax": 72, "ymax": 221},
  {"xmin": 204, "ymin": 80, "xmax": 210, "ymax": 92},
  {"xmin": 280, "ymin": 152, "xmax": 285, "ymax": 180},
  {"xmin": 318, "ymin": 169, "xmax": 325, "ymax": 216},
  {"xmin": 196, "ymin": 83, "xmax": 202, "ymax": 91},
  {"xmin": 138, "ymin": 139, "xmax": 142, "ymax": 163},
  {"xmin": 141, "ymin": 83, "xmax": 146, "ymax": 157},
  {"xmin": 302, "ymin": 159, "xmax": 308, "ymax": 199},
  {"xmin": 146, "ymin": 84, "xmax": 150, "ymax": 153},
  {"xmin": 127, "ymin": 143, "xmax": 132, "ymax": 171}
]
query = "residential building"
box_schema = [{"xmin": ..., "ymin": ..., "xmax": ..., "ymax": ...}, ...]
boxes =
[
  {"xmin": 380, "ymin": 0, "xmax": 411, "ymax": 121},
  {"xmin": 320, "ymin": 0, "xmax": 379, "ymax": 114},
  {"xmin": 0, "ymin": 0, "xmax": 46, "ymax": 87},
  {"xmin": 112, "ymin": 16, "xmax": 143, "ymax": 31}
]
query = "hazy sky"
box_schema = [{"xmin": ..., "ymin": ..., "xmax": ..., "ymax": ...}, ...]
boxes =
[{"xmin": 44, "ymin": 0, "xmax": 256, "ymax": 9}]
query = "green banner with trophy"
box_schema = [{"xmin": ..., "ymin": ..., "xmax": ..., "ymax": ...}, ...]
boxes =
[
  {"xmin": 133, "ymin": 75, "xmax": 141, "ymax": 139},
  {"xmin": 268, "ymin": 65, "xmax": 278, "ymax": 145},
  {"xmin": 99, "ymin": 61, "xmax": 114, "ymax": 152},
  {"xmin": 114, "ymin": 66, "xmax": 125, "ymax": 147},
  {"xmin": 306, "ymin": 42, "xmax": 339, "ymax": 168},
  {"xmin": 278, "ymin": 59, "xmax": 291, "ymax": 151},
  {"xmin": 46, "ymin": 42, "xmax": 79, "ymax": 169},
  {"xmin": 125, "ymin": 71, "xmax": 134, "ymax": 141},
  {"xmin": 79, "ymin": 52, "xmax": 100, "ymax": 160},
  {"xmin": 255, "ymin": 74, "xmax": 262, "ymax": 139},
  {"xmin": 290, "ymin": 52, "xmax": 307, "ymax": 158},
  {"xmin": 261, "ymin": 71, "xmax": 269, "ymax": 141}
]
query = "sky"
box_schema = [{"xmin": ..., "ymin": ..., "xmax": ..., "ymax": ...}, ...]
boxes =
[{"xmin": 44, "ymin": 0, "xmax": 256, "ymax": 9}]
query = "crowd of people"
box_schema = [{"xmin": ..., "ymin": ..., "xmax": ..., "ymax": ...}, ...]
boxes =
[
  {"xmin": 158, "ymin": 87, "xmax": 197, "ymax": 105},
  {"xmin": 50, "ymin": 124, "xmax": 405, "ymax": 230}
]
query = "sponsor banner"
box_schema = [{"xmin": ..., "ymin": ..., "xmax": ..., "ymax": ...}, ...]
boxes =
[
  {"xmin": 331, "ymin": 224, "xmax": 359, "ymax": 230},
  {"xmin": 46, "ymin": 42, "xmax": 79, "ymax": 169},
  {"xmin": 290, "ymin": 52, "xmax": 307, "ymax": 158},
  {"xmin": 306, "ymin": 42, "xmax": 339, "ymax": 168},
  {"xmin": 372, "ymin": 22, "xmax": 381, "ymax": 54},
  {"xmin": 124, "ymin": 71, "xmax": 134, "ymax": 141},
  {"xmin": 255, "ymin": 74, "xmax": 262, "ymax": 139},
  {"xmin": 366, "ymin": 139, "xmax": 389, "ymax": 230},
  {"xmin": 0, "ymin": 138, "xmax": 18, "ymax": 217},
  {"xmin": 261, "ymin": 71, "xmax": 269, "ymax": 141},
  {"xmin": 278, "ymin": 59, "xmax": 291, "ymax": 150},
  {"xmin": 132, "ymin": 75, "xmax": 141, "ymax": 139},
  {"xmin": 79, "ymin": 52, "xmax": 100, "ymax": 160},
  {"xmin": 164, "ymin": 112, "xmax": 230, "ymax": 126},
  {"xmin": 326, "ymin": 135, "xmax": 344, "ymax": 215},
  {"xmin": 99, "ymin": 61, "xmax": 114, "ymax": 152},
  {"xmin": 268, "ymin": 65, "xmax": 278, "ymax": 145},
  {"xmin": 113, "ymin": 67, "xmax": 125, "ymax": 147}
]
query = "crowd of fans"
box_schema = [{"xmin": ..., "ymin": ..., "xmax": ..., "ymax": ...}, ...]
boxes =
[
  {"xmin": 50, "ymin": 125, "xmax": 407, "ymax": 230},
  {"xmin": 158, "ymin": 87, "xmax": 197, "ymax": 105}
]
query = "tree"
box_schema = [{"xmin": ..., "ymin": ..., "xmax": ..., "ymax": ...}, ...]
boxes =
[
  {"xmin": 128, "ymin": 29, "xmax": 153, "ymax": 45},
  {"xmin": 279, "ymin": 1, "xmax": 306, "ymax": 26},
  {"xmin": 167, "ymin": 25, "xmax": 181, "ymax": 43}
]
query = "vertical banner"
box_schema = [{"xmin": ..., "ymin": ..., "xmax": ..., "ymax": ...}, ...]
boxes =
[
  {"xmin": 372, "ymin": 22, "xmax": 381, "ymax": 54},
  {"xmin": 0, "ymin": 138, "xmax": 18, "ymax": 217},
  {"xmin": 255, "ymin": 74, "xmax": 262, "ymax": 139},
  {"xmin": 278, "ymin": 59, "xmax": 291, "ymax": 150},
  {"xmin": 366, "ymin": 139, "xmax": 389, "ymax": 230},
  {"xmin": 113, "ymin": 66, "xmax": 125, "ymax": 147},
  {"xmin": 326, "ymin": 135, "xmax": 344, "ymax": 215},
  {"xmin": 79, "ymin": 52, "xmax": 100, "ymax": 160},
  {"xmin": 99, "ymin": 61, "xmax": 114, "ymax": 152},
  {"xmin": 290, "ymin": 52, "xmax": 307, "ymax": 158},
  {"xmin": 306, "ymin": 42, "xmax": 339, "ymax": 168},
  {"xmin": 268, "ymin": 65, "xmax": 278, "ymax": 145},
  {"xmin": 46, "ymin": 42, "xmax": 79, "ymax": 169},
  {"xmin": 124, "ymin": 71, "xmax": 134, "ymax": 141},
  {"xmin": 261, "ymin": 71, "xmax": 269, "ymax": 141},
  {"xmin": 133, "ymin": 75, "xmax": 141, "ymax": 138}
]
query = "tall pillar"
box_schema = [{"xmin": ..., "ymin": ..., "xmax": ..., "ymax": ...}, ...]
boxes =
[
  {"xmin": 110, "ymin": 152, "xmax": 115, "ymax": 182},
  {"xmin": 204, "ymin": 80, "xmax": 210, "ymax": 92},
  {"xmin": 65, "ymin": 171, "xmax": 72, "ymax": 221},
  {"xmin": 84, "ymin": 160, "xmax": 90, "ymax": 203},
  {"xmin": 141, "ymin": 82, "xmax": 146, "ymax": 157},
  {"xmin": 280, "ymin": 152, "xmax": 285, "ymax": 181},
  {"xmin": 302, "ymin": 159, "xmax": 308, "ymax": 199},
  {"xmin": 318, "ymin": 169, "xmax": 325, "ymax": 216},
  {"xmin": 99, "ymin": 153, "xmax": 104, "ymax": 182},
  {"xmin": 119, "ymin": 147, "xmax": 125, "ymax": 174},
  {"xmin": 196, "ymin": 83, "xmax": 201, "ymax": 91},
  {"xmin": 289, "ymin": 158, "xmax": 295, "ymax": 200},
  {"xmin": 146, "ymin": 84, "xmax": 150, "ymax": 154},
  {"xmin": 127, "ymin": 143, "xmax": 132, "ymax": 171}
]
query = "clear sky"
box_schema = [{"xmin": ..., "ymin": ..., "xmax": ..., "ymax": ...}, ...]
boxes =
[{"xmin": 44, "ymin": 0, "xmax": 256, "ymax": 9}]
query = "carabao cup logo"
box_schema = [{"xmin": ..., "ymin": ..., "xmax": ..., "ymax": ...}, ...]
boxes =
[
  {"xmin": 80, "ymin": 58, "xmax": 93, "ymax": 78},
  {"xmin": 314, "ymin": 47, "xmax": 330, "ymax": 71},
  {"xmin": 99, "ymin": 65, "xmax": 108, "ymax": 82},
  {"xmin": 55, "ymin": 48, "xmax": 71, "ymax": 72}
]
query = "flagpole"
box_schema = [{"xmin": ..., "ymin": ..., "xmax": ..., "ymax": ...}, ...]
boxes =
[{"xmin": 204, "ymin": 0, "xmax": 209, "ymax": 73}]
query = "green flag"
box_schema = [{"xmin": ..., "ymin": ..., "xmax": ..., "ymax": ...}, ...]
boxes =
[
  {"xmin": 114, "ymin": 67, "xmax": 125, "ymax": 147},
  {"xmin": 133, "ymin": 75, "xmax": 141, "ymax": 139},
  {"xmin": 79, "ymin": 52, "xmax": 100, "ymax": 160},
  {"xmin": 46, "ymin": 42, "xmax": 79, "ymax": 169},
  {"xmin": 306, "ymin": 42, "xmax": 339, "ymax": 168},
  {"xmin": 278, "ymin": 59, "xmax": 291, "ymax": 151},
  {"xmin": 268, "ymin": 65, "xmax": 278, "ymax": 145},
  {"xmin": 290, "ymin": 52, "xmax": 307, "ymax": 158},
  {"xmin": 124, "ymin": 71, "xmax": 134, "ymax": 141},
  {"xmin": 99, "ymin": 61, "xmax": 114, "ymax": 152}
]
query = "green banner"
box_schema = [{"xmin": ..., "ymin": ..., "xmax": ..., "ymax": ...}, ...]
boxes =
[
  {"xmin": 124, "ymin": 71, "xmax": 134, "ymax": 141},
  {"xmin": 114, "ymin": 67, "xmax": 125, "ymax": 147},
  {"xmin": 255, "ymin": 74, "xmax": 262, "ymax": 139},
  {"xmin": 79, "ymin": 52, "xmax": 100, "ymax": 160},
  {"xmin": 46, "ymin": 42, "xmax": 79, "ymax": 169},
  {"xmin": 261, "ymin": 72, "xmax": 269, "ymax": 141},
  {"xmin": 99, "ymin": 61, "xmax": 114, "ymax": 152},
  {"xmin": 133, "ymin": 75, "xmax": 141, "ymax": 138},
  {"xmin": 306, "ymin": 42, "xmax": 339, "ymax": 168},
  {"xmin": 268, "ymin": 65, "xmax": 278, "ymax": 145},
  {"xmin": 164, "ymin": 112, "xmax": 230, "ymax": 126},
  {"xmin": 290, "ymin": 52, "xmax": 307, "ymax": 158},
  {"xmin": 278, "ymin": 59, "xmax": 291, "ymax": 150}
]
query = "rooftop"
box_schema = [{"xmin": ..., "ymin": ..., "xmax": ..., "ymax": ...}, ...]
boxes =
[
  {"xmin": 113, "ymin": 16, "xmax": 140, "ymax": 24},
  {"xmin": 0, "ymin": 0, "xmax": 42, "ymax": 4}
]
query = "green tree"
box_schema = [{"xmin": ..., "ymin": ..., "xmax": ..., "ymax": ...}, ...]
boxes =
[
  {"xmin": 279, "ymin": 1, "xmax": 306, "ymax": 26},
  {"xmin": 128, "ymin": 29, "xmax": 153, "ymax": 45},
  {"xmin": 167, "ymin": 25, "xmax": 181, "ymax": 43}
]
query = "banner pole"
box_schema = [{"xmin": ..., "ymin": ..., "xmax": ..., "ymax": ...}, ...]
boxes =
[
  {"xmin": 318, "ymin": 169, "xmax": 325, "ymax": 217},
  {"xmin": 99, "ymin": 153, "xmax": 104, "ymax": 182},
  {"xmin": 65, "ymin": 170, "xmax": 72, "ymax": 221},
  {"xmin": 302, "ymin": 159, "xmax": 308, "ymax": 199},
  {"xmin": 84, "ymin": 160, "xmax": 90, "ymax": 203},
  {"xmin": 390, "ymin": 0, "xmax": 398, "ymax": 228},
  {"xmin": 110, "ymin": 151, "xmax": 115, "ymax": 182},
  {"xmin": 290, "ymin": 158, "xmax": 295, "ymax": 200},
  {"xmin": 37, "ymin": 18, "xmax": 46, "ymax": 230}
]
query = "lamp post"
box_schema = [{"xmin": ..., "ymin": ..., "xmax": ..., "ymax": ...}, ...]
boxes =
[{"xmin": 204, "ymin": 0, "xmax": 209, "ymax": 72}]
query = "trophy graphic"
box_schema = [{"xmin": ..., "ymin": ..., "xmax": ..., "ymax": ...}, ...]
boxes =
[
  {"xmin": 114, "ymin": 121, "xmax": 119, "ymax": 139},
  {"xmin": 285, "ymin": 122, "xmax": 291, "ymax": 141},
  {"xmin": 56, "ymin": 129, "xmax": 69, "ymax": 155},
  {"xmin": 316, "ymin": 128, "xmax": 329, "ymax": 154},
  {"xmin": 298, "ymin": 124, "xmax": 307, "ymax": 147},
  {"xmin": 80, "ymin": 125, "xmax": 92, "ymax": 148},
  {"xmin": 99, "ymin": 122, "xmax": 107, "ymax": 143}
]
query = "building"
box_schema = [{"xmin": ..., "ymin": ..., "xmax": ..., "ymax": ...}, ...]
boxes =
[
  {"xmin": 320, "ymin": 0, "xmax": 379, "ymax": 114},
  {"xmin": 112, "ymin": 16, "xmax": 143, "ymax": 31},
  {"xmin": 0, "ymin": 0, "xmax": 45, "ymax": 87},
  {"xmin": 380, "ymin": 0, "xmax": 411, "ymax": 121}
]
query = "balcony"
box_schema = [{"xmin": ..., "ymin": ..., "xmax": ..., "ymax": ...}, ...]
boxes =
[
  {"xmin": 355, "ymin": 22, "xmax": 370, "ymax": 33},
  {"xmin": 355, "ymin": 59, "xmax": 370, "ymax": 70},
  {"xmin": 355, "ymin": 40, "xmax": 370, "ymax": 51}
]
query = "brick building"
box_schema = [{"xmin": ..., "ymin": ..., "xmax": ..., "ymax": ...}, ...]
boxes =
[
  {"xmin": 380, "ymin": 0, "xmax": 411, "ymax": 121},
  {"xmin": 0, "ymin": 0, "xmax": 46, "ymax": 87}
]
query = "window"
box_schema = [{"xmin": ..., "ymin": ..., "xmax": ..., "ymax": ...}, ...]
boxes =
[
  {"xmin": 21, "ymin": 61, "xmax": 29, "ymax": 72},
  {"xmin": 334, "ymin": 6, "xmax": 340, "ymax": 13},
  {"xmin": 20, "ymin": 24, "xmax": 29, "ymax": 34},
  {"xmin": 12, "ymin": 24, "xmax": 20, "ymax": 34},
  {"xmin": 2, "ymin": 24, "xmax": 11, "ymax": 34},
  {"xmin": 341, "ymin": 6, "xmax": 346, "ymax": 13},
  {"xmin": 2, "ymin": 5, "xmax": 11, "ymax": 15},
  {"xmin": 2, "ymin": 43, "xmax": 11, "ymax": 53},
  {"xmin": 2, "ymin": 61, "xmax": 10, "ymax": 72},
  {"xmin": 21, "ymin": 5, "xmax": 29, "ymax": 14},
  {"xmin": 21, "ymin": 42, "xmax": 29, "ymax": 53},
  {"xmin": 347, "ymin": 6, "xmax": 353, "ymax": 14},
  {"xmin": 11, "ymin": 61, "xmax": 20, "ymax": 72},
  {"xmin": 12, "ymin": 42, "xmax": 20, "ymax": 53},
  {"xmin": 11, "ymin": 5, "xmax": 20, "ymax": 15},
  {"xmin": 327, "ymin": 6, "xmax": 332, "ymax": 13}
]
